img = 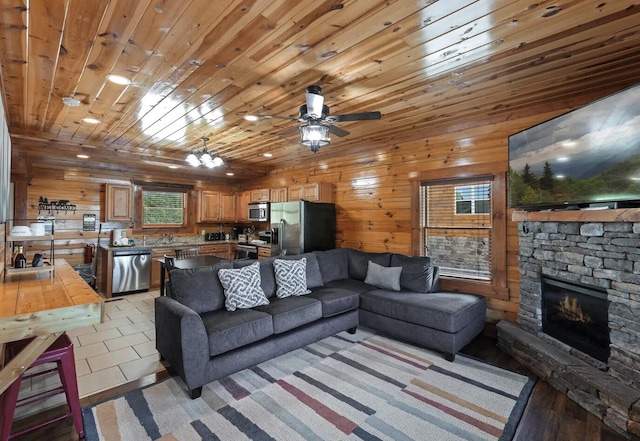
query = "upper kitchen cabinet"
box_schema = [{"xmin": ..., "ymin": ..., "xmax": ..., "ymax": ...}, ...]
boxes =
[
  {"xmin": 197, "ymin": 191, "xmax": 236, "ymax": 222},
  {"xmin": 288, "ymin": 182, "xmax": 333, "ymax": 203},
  {"xmin": 197, "ymin": 191, "xmax": 220, "ymax": 222},
  {"xmin": 104, "ymin": 184, "xmax": 133, "ymax": 222},
  {"xmin": 236, "ymin": 191, "xmax": 251, "ymax": 222},
  {"xmin": 270, "ymin": 187, "xmax": 288, "ymax": 203},
  {"xmin": 220, "ymin": 193, "xmax": 236, "ymax": 222},
  {"xmin": 250, "ymin": 188, "xmax": 270, "ymax": 202}
]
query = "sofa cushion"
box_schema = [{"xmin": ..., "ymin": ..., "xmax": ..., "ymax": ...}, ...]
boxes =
[
  {"xmin": 360, "ymin": 290, "xmax": 486, "ymax": 333},
  {"xmin": 314, "ymin": 248, "xmax": 349, "ymax": 283},
  {"xmin": 346, "ymin": 249, "xmax": 392, "ymax": 281},
  {"xmin": 278, "ymin": 253, "xmax": 324, "ymax": 288},
  {"xmin": 308, "ymin": 287, "xmax": 360, "ymax": 317},
  {"xmin": 168, "ymin": 261, "xmax": 233, "ymax": 314},
  {"xmin": 255, "ymin": 296, "xmax": 322, "ymax": 333},
  {"xmin": 326, "ymin": 278, "xmax": 372, "ymax": 294},
  {"xmin": 201, "ymin": 308, "xmax": 273, "ymax": 356},
  {"xmin": 233, "ymin": 258, "xmax": 277, "ymax": 298},
  {"xmin": 273, "ymin": 258, "xmax": 311, "ymax": 298},
  {"xmin": 364, "ymin": 261, "xmax": 402, "ymax": 291},
  {"xmin": 390, "ymin": 254, "xmax": 435, "ymax": 293},
  {"xmin": 218, "ymin": 262, "xmax": 269, "ymax": 311}
]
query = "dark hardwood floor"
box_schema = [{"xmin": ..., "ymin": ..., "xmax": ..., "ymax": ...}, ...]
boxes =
[{"xmin": 8, "ymin": 335, "xmax": 628, "ymax": 441}]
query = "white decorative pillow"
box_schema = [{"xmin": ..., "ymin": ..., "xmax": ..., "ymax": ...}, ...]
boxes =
[
  {"xmin": 364, "ymin": 260, "xmax": 402, "ymax": 291},
  {"xmin": 218, "ymin": 262, "xmax": 269, "ymax": 311},
  {"xmin": 273, "ymin": 258, "xmax": 311, "ymax": 298}
]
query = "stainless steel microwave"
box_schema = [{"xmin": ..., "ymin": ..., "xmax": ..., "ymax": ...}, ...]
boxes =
[{"xmin": 248, "ymin": 202, "xmax": 269, "ymax": 222}]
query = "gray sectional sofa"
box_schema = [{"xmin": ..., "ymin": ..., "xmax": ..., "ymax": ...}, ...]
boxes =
[{"xmin": 155, "ymin": 248, "xmax": 486, "ymax": 398}]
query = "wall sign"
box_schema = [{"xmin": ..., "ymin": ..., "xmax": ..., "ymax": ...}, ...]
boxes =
[{"xmin": 83, "ymin": 214, "xmax": 96, "ymax": 231}]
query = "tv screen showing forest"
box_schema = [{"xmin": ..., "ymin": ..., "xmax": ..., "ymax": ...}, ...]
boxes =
[{"xmin": 509, "ymin": 84, "xmax": 640, "ymax": 209}]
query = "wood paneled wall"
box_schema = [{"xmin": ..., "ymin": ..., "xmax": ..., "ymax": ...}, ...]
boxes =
[
  {"xmin": 249, "ymin": 110, "xmax": 570, "ymax": 324},
  {"xmin": 10, "ymin": 102, "xmax": 589, "ymax": 324}
]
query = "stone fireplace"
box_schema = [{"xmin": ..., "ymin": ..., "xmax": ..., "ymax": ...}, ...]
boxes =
[{"xmin": 497, "ymin": 213, "xmax": 640, "ymax": 439}]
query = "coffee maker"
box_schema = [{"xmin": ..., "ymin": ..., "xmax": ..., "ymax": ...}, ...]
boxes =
[{"xmin": 231, "ymin": 227, "xmax": 240, "ymax": 240}]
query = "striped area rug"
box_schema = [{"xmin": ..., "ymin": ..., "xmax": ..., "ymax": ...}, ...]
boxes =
[{"xmin": 82, "ymin": 329, "xmax": 534, "ymax": 441}]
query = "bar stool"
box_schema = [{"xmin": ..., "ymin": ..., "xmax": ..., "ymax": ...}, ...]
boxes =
[{"xmin": 0, "ymin": 333, "xmax": 84, "ymax": 440}]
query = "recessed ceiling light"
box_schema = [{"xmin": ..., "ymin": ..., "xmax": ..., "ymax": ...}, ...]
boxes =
[
  {"xmin": 168, "ymin": 165, "xmax": 178, "ymax": 169},
  {"xmin": 82, "ymin": 117, "xmax": 100, "ymax": 124},
  {"xmin": 77, "ymin": 154, "xmax": 89, "ymax": 159},
  {"xmin": 62, "ymin": 96, "xmax": 80, "ymax": 107},
  {"xmin": 226, "ymin": 172, "xmax": 234, "ymax": 176},
  {"xmin": 244, "ymin": 115, "xmax": 259, "ymax": 121},
  {"xmin": 263, "ymin": 152, "xmax": 273, "ymax": 158},
  {"xmin": 106, "ymin": 74, "xmax": 132, "ymax": 85}
]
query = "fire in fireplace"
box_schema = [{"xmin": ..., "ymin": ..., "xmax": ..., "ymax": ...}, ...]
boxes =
[{"xmin": 541, "ymin": 276, "xmax": 610, "ymax": 362}]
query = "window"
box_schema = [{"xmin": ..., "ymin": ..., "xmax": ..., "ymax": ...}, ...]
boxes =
[
  {"xmin": 455, "ymin": 184, "xmax": 490, "ymax": 214},
  {"xmin": 422, "ymin": 178, "xmax": 492, "ymax": 280},
  {"xmin": 142, "ymin": 189, "xmax": 186, "ymax": 227}
]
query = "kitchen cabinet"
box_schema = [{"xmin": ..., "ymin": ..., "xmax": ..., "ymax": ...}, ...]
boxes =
[
  {"xmin": 150, "ymin": 247, "xmax": 174, "ymax": 289},
  {"xmin": 200, "ymin": 243, "xmax": 231, "ymax": 259},
  {"xmin": 197, "ymin": 191, "xmax": 221, "ymax": 222},
  {"xmin": 105, "ymin": 184, "xmax": 133, "ymax": 222},
  {"xmin": 270, "ymin": 187, "xmax": 288, "ymax": 202},
  {"xmin": 250, "ymin": 188, "xmax": 270, "ymax": 202},
  {"xmin": 288, "ymin": 182, "xmax": 333, "ymax": 203},
  {"xmin": 220, "ymin": 193, "xmax": 236, "ymax": 222},
  {"xmin": 258, "ymin": 246, "xmax": 271, "ymax": 260},
  {"xmin": 236, "ymin": 191, "xmax": 251, "ymax": 222}
]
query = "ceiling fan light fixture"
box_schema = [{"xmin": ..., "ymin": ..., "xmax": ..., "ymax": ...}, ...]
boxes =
[{"xmin": 300, "ymin": 123, "xmax": 330, "ymax": 153}]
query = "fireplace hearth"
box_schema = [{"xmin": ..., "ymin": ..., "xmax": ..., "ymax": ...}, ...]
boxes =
[{"xmin": 542, "ymin": 276, "xmax": 610, "ymax": 362}]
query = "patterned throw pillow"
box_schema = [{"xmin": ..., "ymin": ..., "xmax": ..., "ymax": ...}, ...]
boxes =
[
  {"xmin": 364, "ymin": 260, "xmax": 402, "ymax": 291},
  {"xmin": 273, "ymin": 258, "xmax": 311, "ymax": 298},
  {"xmin": 218, "ymin": 262, "xmax": 269, "ymax": 311}
]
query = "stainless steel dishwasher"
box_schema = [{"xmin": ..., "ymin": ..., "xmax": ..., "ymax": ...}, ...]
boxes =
[{"xmin": 112, "ymin": 248, "xmax": 152, "ymax": 295}]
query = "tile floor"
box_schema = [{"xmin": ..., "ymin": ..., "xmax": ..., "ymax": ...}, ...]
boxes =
[{"xmin": 14, "ymin": 290, "xmax": 164, "ymax": 419}]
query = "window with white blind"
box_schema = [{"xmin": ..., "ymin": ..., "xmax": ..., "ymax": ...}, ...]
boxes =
[
  {"xmin": 142, "ymin": 189, "xmax": 186, "ymax": 227},
  {"xmin": 421, "ymin": 178, "xmax": 492, "ymax": 280}
]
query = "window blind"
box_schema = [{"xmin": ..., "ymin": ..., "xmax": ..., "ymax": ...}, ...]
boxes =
[{"xmin": 422, "ymin": 179, "xmax": 492, "ymax": 280}]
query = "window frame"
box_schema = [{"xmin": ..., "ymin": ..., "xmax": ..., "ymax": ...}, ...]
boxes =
[
  {"xmin": 135, "ymin": 184, "xmax": 191, "ymax": 231},
  {"xmin": 410, "ymin": 162, "xmax": 508, "ymax": 300}
]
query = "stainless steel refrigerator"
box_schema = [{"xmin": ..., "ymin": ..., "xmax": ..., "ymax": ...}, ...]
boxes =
[{"xmin": 270, "ymin": 201, "xmax": 336, "ymax": 255}]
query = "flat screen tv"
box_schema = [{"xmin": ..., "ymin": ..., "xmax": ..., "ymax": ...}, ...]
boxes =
[{"xmin": 508, "ymin": 83, "xmax": 640, "ymax": 210}]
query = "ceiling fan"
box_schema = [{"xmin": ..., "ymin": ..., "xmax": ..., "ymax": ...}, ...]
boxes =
[{"xmin": 244, "ymin": 85, "xmax": 382, "ymax": 152}]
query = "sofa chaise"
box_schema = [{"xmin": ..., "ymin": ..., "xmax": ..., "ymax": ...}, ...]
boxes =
[{"xmin": 155, "ymin": 248, "xmax": 486, "ymax": 398}]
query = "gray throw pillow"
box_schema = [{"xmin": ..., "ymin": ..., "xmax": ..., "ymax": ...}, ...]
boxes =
[
  {"xmin": 273, "ymin": 258, "xmax": 311, "ymax": 298},
  {"xmin": 218, "ymin": 262, "xmax": 269, "ymax": 311},
  {"xmin": 364, "ymin": 261, "xmax": 402, "ymax": 291}
]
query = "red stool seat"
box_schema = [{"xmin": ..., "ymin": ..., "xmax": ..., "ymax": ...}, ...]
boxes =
[{"xmin": 0, "ymin": 333, "xmax": 84, "ymax": 440}]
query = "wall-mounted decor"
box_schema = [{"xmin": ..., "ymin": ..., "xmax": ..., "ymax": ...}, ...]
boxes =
[
  {"xmin": 38, "ymin": 196, "xmax": 77, "ymax": 215},
  {"xmin": 83, "ymin": 214, "xmax": 96, "ymax": 231}
]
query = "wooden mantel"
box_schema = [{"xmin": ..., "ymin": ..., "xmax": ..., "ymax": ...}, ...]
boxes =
[{"xmin": 512, "ymin": 208, "xmax": 640, "ymax": 223}]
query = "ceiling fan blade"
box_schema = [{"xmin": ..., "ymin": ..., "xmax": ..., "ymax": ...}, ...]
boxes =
[
  {"xmin": 305, "ymin": 87, "xmax": 324, "ymax": 118},
  {"xmin": 328, "ymin": 124, "xmax": 350, "ymax": 137},
  {"xmin": 330, "ymin": 111, "xmax": 382, "ymax": 122}
]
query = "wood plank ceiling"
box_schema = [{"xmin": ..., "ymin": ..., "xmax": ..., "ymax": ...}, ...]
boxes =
[{"xmin": 1, "ymin": 0, "xmax": 639, "ymax": 181}]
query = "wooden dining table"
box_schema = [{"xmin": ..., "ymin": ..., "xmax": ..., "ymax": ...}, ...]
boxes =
[
  {"xmin": 157, "ymin": 255, "xmax": 223, "ymax": 296},
  {"xmin": 0, "ymin": 259, "xmax": 104, "ymax": 394}
]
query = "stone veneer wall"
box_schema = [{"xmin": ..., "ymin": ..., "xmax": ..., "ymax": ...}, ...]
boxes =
[
  {"xmin": 517, "ymin": 221, "xmax": 640, "ymax": 386},
  {"xmin": 499, "ymin": 220, "xmax": 640, "ymax": 438}
]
